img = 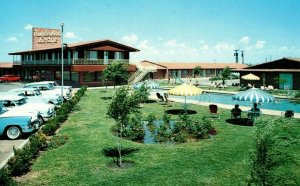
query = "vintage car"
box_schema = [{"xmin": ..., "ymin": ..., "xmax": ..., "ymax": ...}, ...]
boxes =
[
  {"xmin": 8, "ymin": 87, "xmax": 63, "ymax": 106},
  {"xmin": 0, "ymin": 103, "xmax": 40, "ymax": 139},
  {"xmin": 0, "ymin": 74, "xmax": 22, "ymax": 82},
  {"xmin": 41, "ymin": 81, "xmax": 72, "ymax": 92},
  {"xmin": 0, "ymin": 94, "xmax": 56, "ymax": 123},
  {"xmin": 24, "ymin": 82, "xmax": 72, "ymax": 100}
]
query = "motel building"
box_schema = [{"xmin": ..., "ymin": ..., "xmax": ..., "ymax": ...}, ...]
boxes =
[
  {"xmin": 8, "ymin": 27, "xmax": 139, "ymax": 87},
  {"xmin": 138, "ymin": 60, "xmax": 248, "ymax": 79}
]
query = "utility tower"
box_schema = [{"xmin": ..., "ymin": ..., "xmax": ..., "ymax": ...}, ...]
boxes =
[
  {"xmin": 241, "ymin": 50, "xmax": 245, "ymax": 64},
  {"xmin": 234, "ymin": 50, "xmax": 239, "ymax": 63}
]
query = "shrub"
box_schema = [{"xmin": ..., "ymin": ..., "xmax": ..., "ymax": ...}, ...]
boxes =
[
  {"xmin": 249, "ymin": 118, "xmax": 298, "ymax": 185},
  {"xmin": 7, "ymin": 145, "xmax": 32, "ymax": 176},
  {"xmin": 147, "ymin": 113, "xmax": 156, "ymax": 124},
  {"xmin": 29, "ymin": 132, "xmax": 48, "ymax": 157},
  {"xmin": 173, "ymin": 130, "xmax": 188, "ymax": 143},
  {"xmin": 127, "ymin": 114, "xmax": 145, "ymax": 141},
  {"xmin": 0, "ymin": 167, "xmax": 16, "ymax": 186},
  {"xmin": 48, "ymin": 135, "xmax": 69, "ymax": 149}
]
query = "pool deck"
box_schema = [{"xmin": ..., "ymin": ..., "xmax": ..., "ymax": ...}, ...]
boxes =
[{"xmin": 150, "ymin": 90, "xmax": 300, "ymax": 119}]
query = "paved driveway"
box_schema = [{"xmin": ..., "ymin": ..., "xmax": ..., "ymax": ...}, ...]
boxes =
[{"xmin": 0, "ymin": 82, "xmax": 28, "ymax": 168}]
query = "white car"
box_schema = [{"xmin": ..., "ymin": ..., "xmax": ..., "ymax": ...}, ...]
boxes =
[
  {"xmin": 8, "ymin": 87, "xmax": 63, "ymax": 106},
  {"xmin": 41, "ymin": 81, "xmax": 72, "ymax": 92},
  {"xmin": 24, "ymin": 82, "xmax": 72, "ymax": 100},
  {"xmin": 0, "ymin": 103, "xmax": 41, "ymax": 130},
  {"xmin": 0, "ymin": 94, "xmax": 56, "ymax": 124}
]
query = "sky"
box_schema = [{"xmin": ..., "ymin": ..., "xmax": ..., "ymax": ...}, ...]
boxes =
[{"xmin": 0, "ymin": 0, "xmax": 300, "ymax": 64}]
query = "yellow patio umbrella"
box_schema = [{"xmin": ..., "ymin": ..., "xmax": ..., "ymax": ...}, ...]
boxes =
[
  {"xmin": 168, "ymin": 83, "xmax": 202, "ymax": 112},
  {"xmin": 241, "ymin": 73, "xmax": 260, "ymax": 80}
]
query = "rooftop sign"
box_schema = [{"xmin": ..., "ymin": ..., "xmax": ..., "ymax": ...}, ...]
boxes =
[{"xmin": 32, "ymin": 27, "xmax": 61, "ymax": 49}]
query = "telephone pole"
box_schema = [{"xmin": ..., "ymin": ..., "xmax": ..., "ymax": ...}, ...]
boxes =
[
  {"xmin": 241, "ymin": 50, "xmax": 244, "ymax": 64},
  {"xmin": 234, "ymin": 50, "xmax": 239, "ymax": 63}
]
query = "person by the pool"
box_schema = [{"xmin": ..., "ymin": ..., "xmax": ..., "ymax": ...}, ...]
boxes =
[
  {"xmin": 231, "ymin": 104, "xmax": 242, "ymax": 119},
  {"xmin": 248, "ymin": 103, "xmax": 261, "ymax": 118}
]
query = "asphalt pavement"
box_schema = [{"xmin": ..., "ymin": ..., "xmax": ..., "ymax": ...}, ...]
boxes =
[{"xmin": 0, "ymin": 82, "xmax": 27, "ymax": 169}]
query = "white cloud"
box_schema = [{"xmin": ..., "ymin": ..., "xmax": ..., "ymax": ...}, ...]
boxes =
[
  {"xmin": 255, "ymin": 40, "xmax": 266, "ymax": 49},
  {"xmin": 214, "ymin": 42, "xmax": 234, "ymax": 51},
  {"xmin": 200, "ymin": 44, "xmax": 209, "ymax": 51},
  {"xmin": 239, "ymin": 36, "xmax": 250, "ymax": 45},
  {"xmin": 198, "ymin": 40, "xmax": 206, "ymax": 44},
  {"xmin": 24, "ymin": 24, "xmax": 33, "ymax": 30},
  {"xmin": 64, "ymin": 32, "xmax": 76, "ymax": 38},
  {"xmin": 6, "ymin": 36, "xmax": 17, "ymax": 42},
  {"xmin": 279, "ymin": 46, "xmax": 289, "ymax": 51},
  {"xmin": 164, "ymin": 39, "xmax": 186, "ymax": 48},
  {"xmin": 121, "ymin": 34, "xmax": 138, "ymax": 45}
]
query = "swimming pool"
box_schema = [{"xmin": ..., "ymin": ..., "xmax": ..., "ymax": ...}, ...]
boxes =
[{"xmin": 171, "ymin": 92, "xmax": 300, "ymax": 113}]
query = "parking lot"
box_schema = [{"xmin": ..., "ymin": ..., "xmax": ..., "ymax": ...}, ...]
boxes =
[{"xmin": 0, "ymin": 82, "xmax": 27, "ymax": 168}]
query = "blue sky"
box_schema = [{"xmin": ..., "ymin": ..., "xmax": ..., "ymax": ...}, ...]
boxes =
[{"xmin": 1, "ymin": 0, "xmax": 300, "ymax": 64}]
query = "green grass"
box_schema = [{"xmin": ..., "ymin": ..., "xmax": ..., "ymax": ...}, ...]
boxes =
[{"xmin": 22, "ymin": 89, "xmax": 300, "ymax": 185}]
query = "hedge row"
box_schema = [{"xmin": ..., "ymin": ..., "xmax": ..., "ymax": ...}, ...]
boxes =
[{"xmin": 0, "ymin": 86, "xmax": 87, "ymax": 185}]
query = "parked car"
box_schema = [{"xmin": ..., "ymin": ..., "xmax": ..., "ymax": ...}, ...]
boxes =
[
  {"xmin": 0, "ymin": 103, "xmax": 40, "ymax": 139},
  {"xmin": 24, "ymin": 82, "xmax": 72, "ymax": 100},
  {"xmin": 8, "ymin": 88, "xmax": 63, "ymax": 107},
  {"xmin": 41, "ymin": 81, "xmax": 72, "ymax": 92},
  {"xmin": 0, "ymin": 94, "xmax": 56, "ymax": 124},
  {"xmin": 0, "ymin": 74, "xmax": 22, "ymax": 82}
]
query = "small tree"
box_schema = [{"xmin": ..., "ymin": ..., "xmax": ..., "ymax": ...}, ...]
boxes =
[
  {"xmin": 193, "ymin": 66, "xmax": 201, "ymax": 78},
  {"xmin": 102, "ymin": 61, "xmax": 129, "ymax": 89},
  {"xmin": 133, "ymin": 83, "xmax": 150, "ymax": 103},
  {"xmin": 249, "ymin": 118, "xmax": 297, "ymax": 185},
  {"xmin": 221, "ymin": 66, "xmax": 231, "ymax": 85},
  {"xmin": 107, "ymin": 86, "xmax": 140, "ymax": 167}
]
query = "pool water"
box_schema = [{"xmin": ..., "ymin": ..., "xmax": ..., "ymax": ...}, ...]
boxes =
[{"xmin": 171, "ymin": 92, "xmax": 300, "ymax": 113}]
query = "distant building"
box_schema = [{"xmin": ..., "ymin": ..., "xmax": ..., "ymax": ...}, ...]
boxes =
[
  {"xmin": 138, "ymin": 60, "xmax": 248, "ymax": 79},
  {"xmin": 234, "ymin": 58, "xmax": 300, "ymax": 90},
  {"xmin": 8, "ymin": 27, "xmax": 139, "ymax": 87}
]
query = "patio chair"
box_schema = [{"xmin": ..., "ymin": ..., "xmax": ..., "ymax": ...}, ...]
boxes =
[
  {"xmin": 209, "ymin": 104, "xmax": 220, "ymax": 119},
  {"xmin": 156, "ymin": 92, "xmax": 164, "ymax": 102},
  {"xmin": 164, "ymin": 93, "xmax": 174, "ymax": 106},
  {"xmin": 281, "ymin": 110, "xmax": 294, "ymax": 118},
  {"xmin": 231, "ymin": 105, "xmax": 242, "ymax": 119}
]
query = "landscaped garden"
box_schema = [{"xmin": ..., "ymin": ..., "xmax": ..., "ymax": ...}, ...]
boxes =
[{"xmin": 5, "ymin": 88, "xmax": 300, "ymax": 185}]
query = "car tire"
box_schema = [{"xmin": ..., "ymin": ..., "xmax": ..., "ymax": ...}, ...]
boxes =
[{"xmin": 6, "ymin": 126, "xmax": 22, "ymax": 140}]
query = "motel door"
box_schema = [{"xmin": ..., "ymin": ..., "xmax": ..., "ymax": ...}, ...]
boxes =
[
  {"xmin": 104, "ymin": 51, "xmax": 109, "ymax": 64},
  {"xmin": 279, "ymin": 73, "xmax": 293, "ymax": 90}
]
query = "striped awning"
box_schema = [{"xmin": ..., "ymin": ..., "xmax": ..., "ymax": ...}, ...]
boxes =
[
  {"xmin": 232, "ymin": 88, "xmax": 275, "ymax": 103},
  {"xmin": 168, "ymin": 83, "xmax": 202, "ymax": 96}
]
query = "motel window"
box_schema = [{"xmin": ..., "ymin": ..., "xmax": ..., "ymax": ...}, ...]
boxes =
[
  {"xmin": 45, "ymin": 53, "xmax": 48, "ymax": 60},
  {"xmin": 89, "ymin": 51, "xmax": 98, "ymax": 60},
  {"xmin": 52, "ymin": 52, "xmax": 55, "ymax": 60},
  {"xmin": 114, "ymin": 52, "xmax": 124, "ymax": 59},
  {"xmin": 83, "ymin": 72, "xmax": 97, "ymax": 82},
  {"xmin": 71, "ymin": 72, "xmax": 79, "ymax": 81}
]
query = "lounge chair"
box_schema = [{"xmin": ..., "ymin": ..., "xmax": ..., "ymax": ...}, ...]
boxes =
[
  {"xmin": 209, "ymin": 104, "xmax": 220, "ymax": 119},
  {"xmin": 163, "ymin": 93, "xmax": 174, "ymax": 106},
  {"xmin": 156, "ymin": 93, "xmax": 164, "ymax": 102}
]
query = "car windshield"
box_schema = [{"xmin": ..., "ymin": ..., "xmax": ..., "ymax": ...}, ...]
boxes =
[
  {"xmin": 34, "ymin": 90, "xmax": 41, "ymax": 95},
  {"xmin": 0, "ymin": 104, "xmax": 8, "ymax": 113},
  {"xmin": 14, "ymin": 98, "xmax": 27, "ymax": 106}
]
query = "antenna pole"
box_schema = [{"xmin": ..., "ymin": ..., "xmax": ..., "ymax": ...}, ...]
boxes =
[{"xmin": 234, "ymin": 50, "xmax": 239, "ymax": 63}]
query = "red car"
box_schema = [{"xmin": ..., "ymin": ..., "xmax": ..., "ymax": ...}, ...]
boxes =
[{"xmin": 0, "ymin": 74, "xmax": 22, "ymax": 82}]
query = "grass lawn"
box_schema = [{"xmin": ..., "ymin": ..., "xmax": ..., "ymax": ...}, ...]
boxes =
[{"xmin": 21, "ymin": 89, "xmax": 300, "ymax": 185}]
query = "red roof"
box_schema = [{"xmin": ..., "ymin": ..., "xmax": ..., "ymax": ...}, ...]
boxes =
[
  {"xmin": 9, "ymin": 39, "xmax": 139, "ymax": 55},
  {"xmin": 139, "ymin": 60, "xmax": 248, "ymax": 70},
  {"xmin": 0, "ymin": 63, "xmax": 13, "ymax": 68}
]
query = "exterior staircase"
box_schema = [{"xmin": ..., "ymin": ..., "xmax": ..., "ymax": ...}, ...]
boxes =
[{"xmin": 128, "ymin": 65, "xmax": 157, "ymax": 85}]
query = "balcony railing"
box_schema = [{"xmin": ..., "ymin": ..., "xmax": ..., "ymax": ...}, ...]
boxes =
[{"xmin": 13, "ymin": 59, "xmax": 129, "ymax": 66}]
